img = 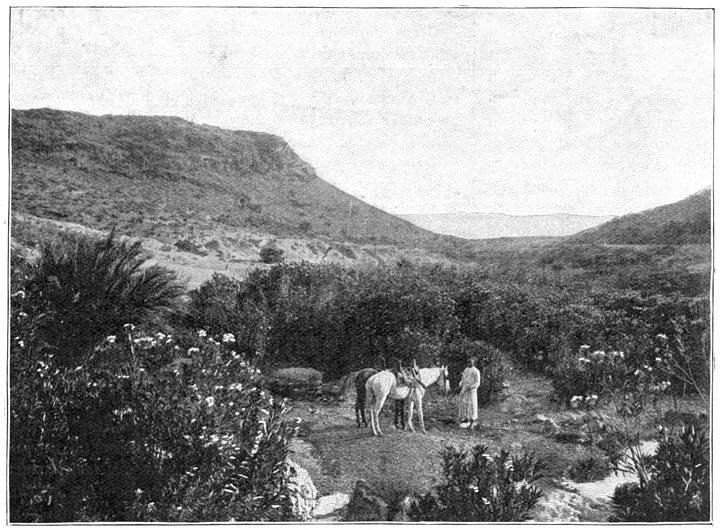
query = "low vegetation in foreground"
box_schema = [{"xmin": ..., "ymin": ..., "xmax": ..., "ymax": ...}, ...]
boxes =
[{"xmin": 9, "ymin": 231, "xmax": 710, "ymax": 522}]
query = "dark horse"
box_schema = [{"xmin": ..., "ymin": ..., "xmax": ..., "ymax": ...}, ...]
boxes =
[{"xmin": 339, "ymin": 358, "xmax": 413, "ymax": 429}]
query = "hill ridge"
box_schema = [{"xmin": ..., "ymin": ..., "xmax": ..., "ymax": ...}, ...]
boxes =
[{"xmin": 11, "ymin": 108, "xmax": 442, "ymax": 248}]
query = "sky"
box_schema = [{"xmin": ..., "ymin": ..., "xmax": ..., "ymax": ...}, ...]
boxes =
[{"xmin": 9, "ymin": 7, "xmax": 714, "ymax": 216}]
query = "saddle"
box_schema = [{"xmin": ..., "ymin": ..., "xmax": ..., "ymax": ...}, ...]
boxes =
[{"xmin": 391, "ymin": 366, "xmax": 424, "ymax": 390}]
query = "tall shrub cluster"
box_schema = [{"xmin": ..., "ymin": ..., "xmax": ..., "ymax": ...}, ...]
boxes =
[{"xmin": 188, "ymin": 264, "xmax": 467, "ymax": 381}]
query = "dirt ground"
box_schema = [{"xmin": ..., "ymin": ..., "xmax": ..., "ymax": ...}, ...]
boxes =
[{"xmin": 286, "ymin": 362, "xmax": 640, "ymax": 522}]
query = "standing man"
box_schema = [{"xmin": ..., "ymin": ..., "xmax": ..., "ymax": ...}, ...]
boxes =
[{"xmin": 458, "ymin": 357, "xmax": 481, "ymax": 429}]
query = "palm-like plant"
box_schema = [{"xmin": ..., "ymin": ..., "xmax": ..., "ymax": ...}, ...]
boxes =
[{"xmin": 24, "ymin": 231, "xmax": 184, "ymax": 365}]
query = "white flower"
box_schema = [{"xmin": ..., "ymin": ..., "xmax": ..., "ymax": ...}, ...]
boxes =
[
  {"xmin": 106, "ymin": 335, "xmax": 117, "ymax": 343},
  {"xmin": 123, "ymin": 323, "xmax": 135, "ymax": 332},
  {"xmin": 197, "ymin": 329, "xmax": 207, "ymax": 337},
  {"xmin": 222, "ymin": 333, "xmax": 236, "ymax": 343},
  {"xmin": 205, "ymin": 396, "xmax": 215, "ymax": 407},
  {"xmin": 655, "ymin": 357, "xmax": 662, "ymax": 363},
  {"xmin": 634, "ymin": 369, "xmax": 641, "ymax": 376},
  {"xmin": 135, "ymin": 488, "xmax": 143, "ymax": 495},
  {"xmin": 187, "ymin": 347, "xmax": 200, "ymax": 356}
]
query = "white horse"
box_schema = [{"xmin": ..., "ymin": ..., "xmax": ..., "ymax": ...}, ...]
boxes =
[{"xmin": 365, "ymin": 366, "xmax": 450, "ymax": 436}]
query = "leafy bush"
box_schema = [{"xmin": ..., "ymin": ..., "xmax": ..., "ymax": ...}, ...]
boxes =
[
  {"xmin": 568, "ymin": 451, "xmax": 610, "ymax": 482},
  {"xmin": 443, "ymin": 338, "xmax": 504, "ymax": 406},
  {"xmin": 9, "ymin": 320, "xmax": 301, "ymax": 522},
  {"xmin": 611, "ymin": 421, "xmax": 710, "ymax": 522},
  {"xmin": 409, "ymin": 445, "xmax": 542, "ymax": 522},
  {"xmin": 187, "ymin": 273, "xmax": 245, "ymax": 336},
  {"xmin": 259, "ymin": 244, "xmax": 284, "ymax": 264},
  {"xmin": 19, "ymin": 231, "xmax": 183, "ymax": 366}
]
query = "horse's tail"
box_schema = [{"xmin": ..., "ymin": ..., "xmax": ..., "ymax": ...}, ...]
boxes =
[{"xmin": 339, "ymin": 370, "xmax": 359, "ymax": 397}]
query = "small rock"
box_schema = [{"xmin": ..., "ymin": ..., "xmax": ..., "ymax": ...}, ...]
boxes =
[{"xmin": 313, "ymin": 493, "xmax": 350, "ymax": 519}]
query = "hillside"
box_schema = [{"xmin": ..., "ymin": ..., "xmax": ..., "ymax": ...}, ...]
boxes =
[
  {"xmin": 398, "ymin": 212, "xmax": 615, "ymax": 239},
  {"xmin": 11, "ymin": 108, "xmax": 443, "ymax": 248},
  {"xmin": 570, "ymin": 188, "xmax": 711, "ymax": 245}
]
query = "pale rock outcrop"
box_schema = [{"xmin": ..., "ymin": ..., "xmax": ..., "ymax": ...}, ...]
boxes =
[{"xmin": 286, "ymin": 458, "xmax": 317, "ymax": 521}]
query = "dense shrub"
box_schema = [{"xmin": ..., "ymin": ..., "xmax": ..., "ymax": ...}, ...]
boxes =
[
  {"xmin": 443, "ymin": 338, "xmax": 504, "ymax": 405},
  {"xmin": 259, "ymin": 244, "xmax": 284, "ymax": 264},
  {"xmin": 568, "ymin": 451, "xmax": 611, "ymax": 482},
  {"xmin": 10, "ymin": 320, "xmax": 300, "ymax": 522},
  {"xmin": 187, "ymin": 273, "xmax": 245, "ymax": 335},
  {"xmin": 19, "ymin": 231, "xmax": 184, "ymax": 366},
  {"xmin": 220, "ymin": 264, "xmax": 462, "ymax": 378},
  {"xmin": 409, "ymin": 445, "xmax": 542, "ymax": 522},
  {"xmin": 611, "ymin": 421, "xmax": 710, "ymax": 522}
]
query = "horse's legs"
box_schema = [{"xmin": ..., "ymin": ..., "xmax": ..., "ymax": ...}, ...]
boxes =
[
  {"xmin": 373, "ymin": 395, "xmax": 388, "ymax": 437},
  {"xmin": 417, "ymin": 397, "xmax": 427, "ymax": 434},
  {"xmin": 394, "ymin": 399, "xmax": 405, "ymax": 429},
  {"xmin": 356, "ymin": 389, "xmax": 365, "ymax": 428},
  {"xmin": 407, "ymin": 399, "xmax": 415, "ymax": 432},
  {"xmin": 366, "ymin": 388, "xmax": 379, "ymax": 436}
]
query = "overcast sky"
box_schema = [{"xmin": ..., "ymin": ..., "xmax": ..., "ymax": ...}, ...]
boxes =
[{"xmin": 10, "ymin": 7, "xmax": 713, "ymax": 216}]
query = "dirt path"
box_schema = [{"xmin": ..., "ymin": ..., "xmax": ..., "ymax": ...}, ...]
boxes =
[{"xmin": 286, "ymin": 362, "xmax": 622, "ymax": 522}]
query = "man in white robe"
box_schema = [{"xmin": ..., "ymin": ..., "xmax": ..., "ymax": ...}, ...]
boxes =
[{"xmin": 458, "ymin": 357, "xmax": 481, "ymax": 428}]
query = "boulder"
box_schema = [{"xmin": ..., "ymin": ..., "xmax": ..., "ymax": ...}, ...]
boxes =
[
  {"xmin": 345, "ymin": 479, "xmax": 390, "ymax": 521},
  {"xmin": 287, "ymin": 458, "xmax": 317, "ymax": 521},
  {"xmin": 267, "ymin": 367, "xmax": 323, "ymax": 399}
]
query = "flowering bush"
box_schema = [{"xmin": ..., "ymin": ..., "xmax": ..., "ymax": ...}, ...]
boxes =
[
  {"xmin": 551, "ymin": 345, "xmax": 628, "ymax": 406},
  {"xmin": 409, "ymin": 444, "xmax": 542, "ymax": 522},
  {"xmin": 10, "ymin": 320, "xmax": 301, "ymax": 522}
]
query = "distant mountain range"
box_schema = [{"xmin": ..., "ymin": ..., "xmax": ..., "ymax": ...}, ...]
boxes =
[{"xmin": 398, "ymin": 212, "xmax": 616, "ymax": 239}]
